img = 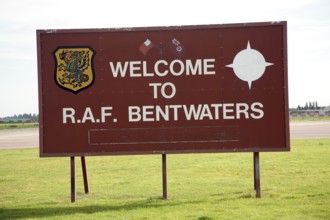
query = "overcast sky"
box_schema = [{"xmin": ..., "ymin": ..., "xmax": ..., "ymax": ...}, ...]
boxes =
[{"xmin": 0, "ymin": 0, "xmax": 329, "ymax": 117}]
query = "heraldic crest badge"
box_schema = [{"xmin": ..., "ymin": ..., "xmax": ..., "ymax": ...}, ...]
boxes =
[{"xmin": 53, "ymin": 47, "xmax": 95, "ymax": 93}]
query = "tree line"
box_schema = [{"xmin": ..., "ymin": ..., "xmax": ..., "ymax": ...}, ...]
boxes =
[
  {"xmin": 296, "ymin": 101, "xmax": 320, "ymax": 110},
  {"xmin": 2, "ymin": 113, "xmax": 39, "ymax": 122}
]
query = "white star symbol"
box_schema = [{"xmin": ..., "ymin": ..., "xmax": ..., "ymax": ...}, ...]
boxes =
[{"xmin": 226, "ymin": 41, "xmax": 274, "ymax": 89}]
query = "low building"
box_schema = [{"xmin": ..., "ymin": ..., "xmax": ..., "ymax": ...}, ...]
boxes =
[{"xmin": 289, "ymin": 106, "xmax": 330, "ymax": 118}]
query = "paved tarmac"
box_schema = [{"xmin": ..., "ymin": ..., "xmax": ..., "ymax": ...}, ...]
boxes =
[
  {"xmin": 0, "ymin": 122, "xmax": 329, "ymax": 149},
  {"xmin": 0, "ymin": 128, "xmax": 39, "ymax": 149},
  {"xmin": 289, "ymin": 121, "xmax": 330, "ymax": 139}
]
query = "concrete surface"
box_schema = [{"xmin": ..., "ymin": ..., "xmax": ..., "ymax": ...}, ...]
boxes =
[{"xmin": 0, "ymin": 122, "xmax": 329, "ymax": 149}]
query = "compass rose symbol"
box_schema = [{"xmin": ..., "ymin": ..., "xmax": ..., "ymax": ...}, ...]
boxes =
[{"xmin": 226, "ymin": 41, "xmax": 274, "ymax": 89}]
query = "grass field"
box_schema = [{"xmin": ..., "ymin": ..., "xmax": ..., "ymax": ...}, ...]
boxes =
[
  {"xmin": 0, "ymin": 123, "xmax": 38, "ymax": 130},
  {"xmin": 0, "ymin": 139, "xmax": 329, "ymax": 219},
  {"xmin": 290, "ymin": 117, "xmax": 330, "ymax": 122}
]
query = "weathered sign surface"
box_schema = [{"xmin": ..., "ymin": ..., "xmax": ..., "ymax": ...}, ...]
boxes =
[{"xmin": 37, "ymin": 21, "xmax": 289, "ymax": 157}]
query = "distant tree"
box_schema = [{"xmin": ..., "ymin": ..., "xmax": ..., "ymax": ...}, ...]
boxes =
[
  {"xmin": 32, "ymin": 113, "xmax": 39, "ymax": 122},
  {"xmin": 3, "ymin": 113, "xmax": 39, "ymax": 122}
]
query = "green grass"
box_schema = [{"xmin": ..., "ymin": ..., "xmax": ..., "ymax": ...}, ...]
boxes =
[
  {"xmin": 290, "ymin": 116, "xmax": 330, "ymax": 121},
  {"xmin": 0, "ymin": 123, "xmax": 39, "ymax": 129},
  {"xmin": 0, "ymin": 139, "xmax": 329, "ymax": 219}
]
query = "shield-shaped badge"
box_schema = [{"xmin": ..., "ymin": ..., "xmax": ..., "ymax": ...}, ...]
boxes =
[{"xmin": 53, "ymin": 47, "xmax": 95, "ymax": 94}]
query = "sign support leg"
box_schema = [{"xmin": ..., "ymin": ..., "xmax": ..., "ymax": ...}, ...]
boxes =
[
  {"xmin": 253, "ymin": 152, "xmax": 261, "ymax": 198},
  {"xmin": 81, "ymin": 157, "xmax": 89, "ymax": 194},
  {"xmin": 70, "ymin": 156, "xmax": 76, "ymax": 203},
  {"xmin": 253, "ymin": 153, "xmax": 256, "ymax": 190},
  {"xmin": 162, "ymin": 154, "xmax": 168, "ymax": 200}
]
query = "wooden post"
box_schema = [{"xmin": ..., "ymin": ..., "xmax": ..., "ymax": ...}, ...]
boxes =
[
  {"xmin": 253, "ymin": 152, "xmax": 261, "ymax": 198},
  {"xmin": 81, "ymin": 157, "xmax": 89, "ymax": 194},
  {"xmin": 70, "ymin": 156, "xmax": 76, "ymax": 202},
  {"xmin": 162, "ymin": 154, "xmax": 168, "ymax": 200}
]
